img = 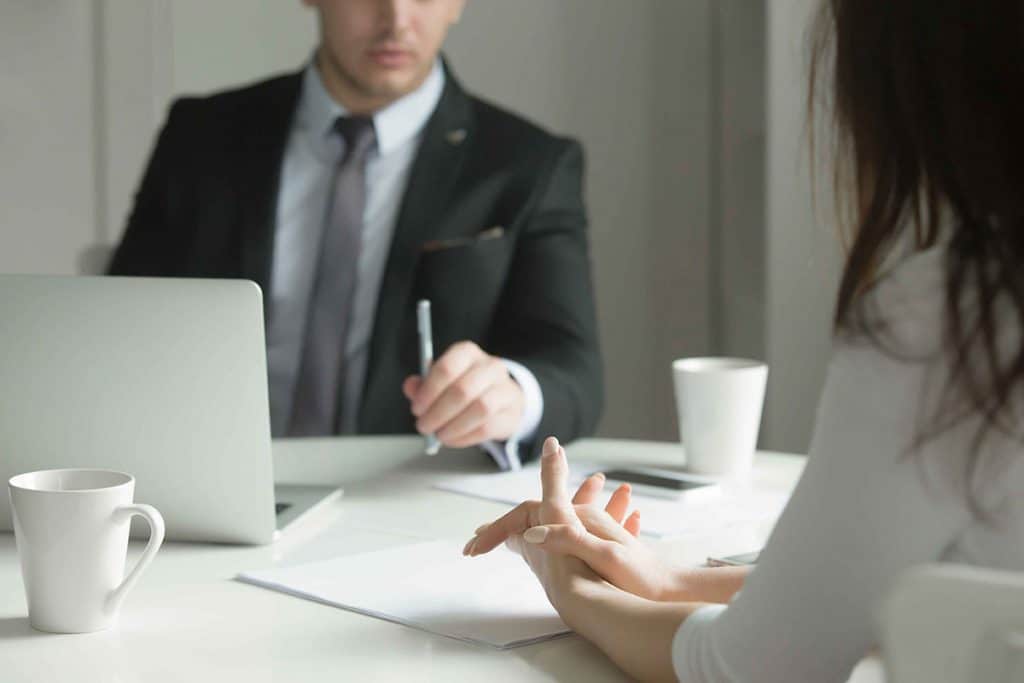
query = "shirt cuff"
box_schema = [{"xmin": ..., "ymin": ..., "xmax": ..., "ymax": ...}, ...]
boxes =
[
  {"xmin": 672, "ymin": 603, "xmax": 730, "ymax": 683},
  {"xmin": 480, "ymin": 359, "xmax": 544, "ymax": 471}
]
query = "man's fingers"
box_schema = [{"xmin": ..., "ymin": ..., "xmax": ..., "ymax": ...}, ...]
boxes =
[
  {"xmin": 402, "ymin": 376, "xmax": 421, "ymax": 401},
  {"xmin": 443, "ymin": 424, "xmax": 491, "ymax": 449},
  {"xmin": 441, "ymin": 403, "xmax": 522, "ymax": 448},
  {"xmin": 572, "ymin": 472, "xmax": 606, "ymax": 505},
  {"xmin": 624, "ymin": 510, "xmax": 641, "ymax": 537},
  {"xmin": 411, "ymin": 341, "xmax": 482, "ymax": 417},
  {"xmin": 465, "ymin": 500, "xmax": 541, "ymax": 556},
  {"xmin": 435, "ymin": 378, "xmax": 519, "ymax": 445},
  {"xmin": 605, "ymin": 483, "xmax": 632, "ymax": 523},
  {"xmin": 416, "ymin": 356, "xmax": 507, "ymax": 435}
]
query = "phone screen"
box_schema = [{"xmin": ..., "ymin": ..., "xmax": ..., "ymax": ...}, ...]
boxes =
[
  {"xmin": 601, "ymin": 469, "xmax": 713, "ymax": 491},
  {"xmin": 722, "ymin": 551, "xmax": 760, "ymax": 565},
  {"xmin": 707, "ymin": 550, "xmax": 761, "ymax": 566}
]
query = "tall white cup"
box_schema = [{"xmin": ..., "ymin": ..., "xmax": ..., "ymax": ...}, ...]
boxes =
[
  {"xmin": 9, "ymin": 468, "xmax": 165, "ymax": 633},
  {"xmin": 672, "ymin": 357, "xmax": 768, "ymax": 477}
]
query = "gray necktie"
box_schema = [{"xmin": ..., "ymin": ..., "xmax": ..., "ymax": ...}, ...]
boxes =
[{"xmin": 288, "ymin": 116, "xmax": 377, "ymax": 436}]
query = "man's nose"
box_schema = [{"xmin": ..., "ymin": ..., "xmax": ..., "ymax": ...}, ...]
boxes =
[{"xmin": 379, "ymin": 0, "xmax": 414, "ymax": 36}]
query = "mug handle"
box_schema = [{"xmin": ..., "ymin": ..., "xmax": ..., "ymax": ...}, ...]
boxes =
[{"xmin": 106, "ymin": 504, "xmax": 165, "ymax": 616}]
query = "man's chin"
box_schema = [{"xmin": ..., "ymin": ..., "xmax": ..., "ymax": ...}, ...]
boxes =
[{"xmin": 358, "ymin": 69, "xmax": 429, "ymax": 102}]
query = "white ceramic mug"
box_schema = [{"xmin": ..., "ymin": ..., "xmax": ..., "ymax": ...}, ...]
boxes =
[
  {"xmin": 9, "ymin": 468, "xmax": 165, "ymax": 633},
  {"xmin": 672, "ymin": 357, "xmax": 768, "ymax": 477}
]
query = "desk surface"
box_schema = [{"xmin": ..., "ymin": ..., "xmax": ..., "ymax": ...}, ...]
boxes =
[{"xmin": 0, "ymin": 438, "xmax": 883, "ymax": 682}]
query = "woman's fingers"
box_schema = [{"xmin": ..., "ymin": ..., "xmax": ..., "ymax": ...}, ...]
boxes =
[
  {"xmin": 466, "ymin": 436, "xmax": 645, "ymax": 562},
  {"xmin": 624, "ymin": 510, "xmax": 641, "ymax": 537},
  {"xmin": 504, "ymin": 535, "xmax": 526, "ymax": 556},
  {"xmin": 464, "ymin": 500, "xmax": 541, "ymax": 556},
  {"xmin": 576, "ymin": 505, "xmax": 636, "ymax": 544},
  {"xmin": 522, "ymin": 523, "xmax": 622, "ymax": 576},
  {"xmin": 540, "ymin": 438, "xmax": 576, "ymax": 524},
  {"xmin": 604, "ymin": 483, "xmax": 632, "ymax": 523},
  {"xmin": 572, "ymin": 472, "xmax": 606, "ymax": 505},
  {"xmin": 540, "ymin": 438, "xmax": 571, "ymax": 506}
]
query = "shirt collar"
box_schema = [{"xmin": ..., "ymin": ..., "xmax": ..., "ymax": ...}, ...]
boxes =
[{"xmin": 297, "ymin": 58, "xmax": 445, "ymax": 158}]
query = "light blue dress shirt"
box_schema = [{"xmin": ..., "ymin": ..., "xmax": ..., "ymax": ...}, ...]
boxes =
[{"xmin": 265, "ymin": 60, "xmax": 541, "ymax": 469}]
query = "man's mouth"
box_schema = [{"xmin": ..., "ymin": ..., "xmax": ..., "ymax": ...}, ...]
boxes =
[{"xmin": 367, "ymin": 46, "xmax": 416, "ymax": 68}]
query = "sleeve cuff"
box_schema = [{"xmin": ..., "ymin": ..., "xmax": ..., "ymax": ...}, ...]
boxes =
[
  {"xmin": 672, "ymin": 603, "xmax": 730, "ymax": 682},
  {"xmin": 480, "ymin": 359, "xmax": 545, "ymax": 471}
]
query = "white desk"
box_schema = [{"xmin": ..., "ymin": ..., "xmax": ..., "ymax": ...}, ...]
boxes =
[{"xmin": 0, "ymin": 438, "xmax": 883, "ymax": 682}]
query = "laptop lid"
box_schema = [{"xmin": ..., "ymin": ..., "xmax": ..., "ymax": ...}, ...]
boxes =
[{"xmin": 0, "ymin": 275, "xmax": 275, "ymax": 544}]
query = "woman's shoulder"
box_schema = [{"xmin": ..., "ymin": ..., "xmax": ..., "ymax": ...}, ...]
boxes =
[
  {"xmin": 843, "ymin": 244, "xmax": 949, "ymax": 356},
  {"xmin": 831, "ymin": 243, "xmax": 1024, "ymax": 516}
]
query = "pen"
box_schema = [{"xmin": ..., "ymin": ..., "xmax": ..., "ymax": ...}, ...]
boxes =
[{"xmin": 417, "ymin": 300, "xmax": 441, "ymax": 455}]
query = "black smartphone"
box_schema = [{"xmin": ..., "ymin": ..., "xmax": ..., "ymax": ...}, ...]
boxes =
[
  {"xmin": 707, "ymin": 550, "xmax": 761, "ymax": 567},
  {"xmin": 601, "ymin": 468, "xmax": 714, "ymax": 491},
  {"xmin": 599, "ymin": 468, "xmax": 720, "ymax": 500}
]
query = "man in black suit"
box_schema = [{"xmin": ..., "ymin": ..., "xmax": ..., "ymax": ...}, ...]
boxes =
[{"xmin": 109, "ymin": 0, "xmax": 601, "ymax": 467}]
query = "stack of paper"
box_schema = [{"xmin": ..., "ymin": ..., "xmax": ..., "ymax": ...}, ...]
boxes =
[{"xmin": 238, "ymin": 540, "xmax": 571, "ymax": 649}]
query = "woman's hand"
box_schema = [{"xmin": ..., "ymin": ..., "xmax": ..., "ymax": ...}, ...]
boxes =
[
  {"xmin": 462, "ymin": 469, "xmax": 639, "ymax": 555},
  {"xmin": 464, "ymin": 437, "xmax": 688, "ymax": 602},
  {"xmin": 476, "ymin": 437, "xmax": 607, "ymax": 612},
  {"xmin": 464, "ymin": 437, "xmax": 735, "ymax": 683}
]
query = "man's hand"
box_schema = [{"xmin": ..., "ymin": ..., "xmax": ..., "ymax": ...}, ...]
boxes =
[{"xmin": 402, "ymin": 341, "xmax": 525, "ymax": 448}]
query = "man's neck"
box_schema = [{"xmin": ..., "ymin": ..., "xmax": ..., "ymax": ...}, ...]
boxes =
[{"xmin": 315, "ymin": 48, "xmax": 430, "ymax": 116}]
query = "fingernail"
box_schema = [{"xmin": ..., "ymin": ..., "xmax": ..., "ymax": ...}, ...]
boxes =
[
  {"xmin": 543, "ymin": 436, "xmax": 560, "ymax": 456},
  {"xmin": 474, "ymin": 523, "xmax": 490, "ymax": 535},
  {"xmin": 467, "ymin": 539, "xmax": 479, "ymax": 556},
  {"xmin": 593, "ymin": 472, "xmax": 605, "ymax": 481},
  {"xmin": 524, "ymin": 527, "xmax": 549, "ymax": 544},
  {"xmin": 462, "ymin": 537, "xmax": 476, "ymax": 555}
]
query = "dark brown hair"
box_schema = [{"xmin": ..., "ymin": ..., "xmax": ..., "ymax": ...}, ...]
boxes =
[{"xmin": 811, "ymin": 2, "xmax": 1024, "ymax": 474}]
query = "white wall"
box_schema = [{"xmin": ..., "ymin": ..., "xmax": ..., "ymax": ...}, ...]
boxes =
[
  {"xmin": 0, "ymin": 2, "xmax": 97, "ymax": 275},
  {"xmin": 167, "ymin": 1, "xmax": 316, "ymax": 96},
  {"xmin": 765, "ymin": 0, "xmax": 842, "ymax": 452},
  {"xmin": 713, "ymin": 1, "xmax": 766, "ymax": 362}
]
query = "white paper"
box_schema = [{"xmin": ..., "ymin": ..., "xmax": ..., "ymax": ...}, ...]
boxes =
[
  {"xmin": 238, "ymin": 541, "xmax": 571, "ymax": 649},
  {"xmin": 434, "ymin": 462, "xmax": 789, "ymax": 539}
]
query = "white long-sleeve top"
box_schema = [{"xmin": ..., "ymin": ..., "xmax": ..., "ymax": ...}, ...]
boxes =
[{"xmin": 673, "ymin": 245, "xmax": 1024, "ymax": 682}]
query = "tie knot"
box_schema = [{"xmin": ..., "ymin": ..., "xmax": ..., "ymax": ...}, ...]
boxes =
[{"xmin": 333, "ymin": 116, "xmax": 377, "ymax": 163}]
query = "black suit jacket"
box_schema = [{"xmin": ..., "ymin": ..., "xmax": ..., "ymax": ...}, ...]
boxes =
[{"xmin": 108, "ymin": 65, "xmax": 603, "ymax": 461}]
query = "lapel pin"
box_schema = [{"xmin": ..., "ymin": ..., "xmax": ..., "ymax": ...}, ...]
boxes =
[{"xmin": 445, "ymin": 128, "xmax": 467, "ymax": 145}]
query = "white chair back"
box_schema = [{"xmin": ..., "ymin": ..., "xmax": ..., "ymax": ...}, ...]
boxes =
[{"xmin": 880, "ymin": 564, "xmax": 1024, "ymax": 683}]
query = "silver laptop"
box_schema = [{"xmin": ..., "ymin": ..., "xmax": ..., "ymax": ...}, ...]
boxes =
[{"xmin": 0, "ymin": 275, "xmax": 340, "ymax": 544}]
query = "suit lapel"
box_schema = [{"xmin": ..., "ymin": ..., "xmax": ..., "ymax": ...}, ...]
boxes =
[
  {"xmin": 358, "ymin": 70, "xmax": 476, "ymax": 428},
  {"xmin": 236, "ymin": 73, "xmax": 303, "ymax": 300}
]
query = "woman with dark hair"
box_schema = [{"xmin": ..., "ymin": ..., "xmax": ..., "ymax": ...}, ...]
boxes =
[{"xmin": 461, "ymin": 1, "xmax": 1024, "ymax": 680}]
